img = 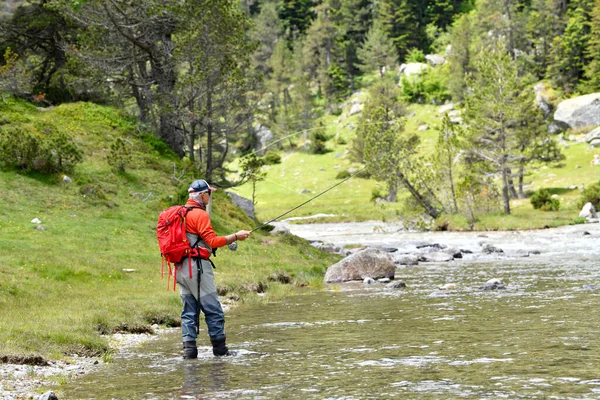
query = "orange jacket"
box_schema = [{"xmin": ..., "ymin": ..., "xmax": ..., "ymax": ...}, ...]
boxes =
[{"xmin": 184, "ymin": 199, "xmax": 227, "ymax": 249}]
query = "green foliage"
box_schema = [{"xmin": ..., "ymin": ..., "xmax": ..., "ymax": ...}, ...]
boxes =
[
  {"xmin": 140, "ymin": 133, "xmax": 178, "ymax": 159},
  {"xmin": 456, "ymin": 174, "xmax": 501, "ymax": 229},
  {"xmin": 309, "ymin": 123, "xmax": 331, "ymax": 154},
  {"xmin": 577, "ymin": 179, "xmax": 600, "ymax": 208},
  {"xmin": 0, "ymin": 48, "xmax": 33, "ymax": 99},
  {"xmin": 107, "ymin": 137, "xmax": 132, "ymax": 173},
  {"xmin": 356, "ymin": 20, "xmax": 397, "ymax": 78},
  {"xmin": 240, "ymin": 153, "xmax": 267, "ymax": 205},
  {"xmin": 573, "ymin": 216, "xmax": 587, "ymax": 224},
  {"xmin": 582, "ymin": 0, "xmax": 600, "ymax": 92},
  {"xmin": 405, "ymin": 48, "xmax": 425, "ymax": 62},
  {"xmin": 0, "ymin": 124, "xmax": 82, "ymax": 173},
  {"xmin": 264, "ymin": 151, "xmax": 282, "ymax": 165},
  {"xmin": 400, "ymin": 66, "xmax": 450, "ymax": 104},
  {"xmin": 530, "ymin": 188, "xmax": 561, "ymax": 211},
  {"xmin": 336, "ymin": 169, "xmax": 352, "ymax": 179}
]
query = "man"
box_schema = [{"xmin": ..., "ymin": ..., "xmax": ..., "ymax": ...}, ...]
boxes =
[{"xmin": 177, "ymin": 179, "xmax": 250, "ymax": 359}]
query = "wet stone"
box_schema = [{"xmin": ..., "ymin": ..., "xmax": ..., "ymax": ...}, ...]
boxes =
[
  {"xmin": 482, "ymin": 244, "xmax": 504, "ymax": 254},
  {"xmin": 386, "ymin": 280, "xmax": 406, "ymax": 289},
  {"xmin": 483, "ymin": 279, "xmax": 506, "ymax": 290},
  {"xmin": 363, "ymin": 277, "xmax": 376, "ymax": 285},
  {"xmin": 378, "ymin": 277, "xmax": 391, "ymax": 283}
]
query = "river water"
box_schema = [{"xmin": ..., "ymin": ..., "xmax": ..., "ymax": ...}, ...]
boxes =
[{"xmin": 64, "ymin": 222, "xmax": 600, "ymax": 399}]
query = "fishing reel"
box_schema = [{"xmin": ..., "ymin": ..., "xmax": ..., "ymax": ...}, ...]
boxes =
[{"xmin": 228, "ymin": 241, "xmax": 238, "ymax": 251}]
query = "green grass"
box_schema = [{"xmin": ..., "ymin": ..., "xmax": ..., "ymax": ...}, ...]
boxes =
[{"xmin": 0, "ymin": 98, "xmax": 340, "ymax": 360}]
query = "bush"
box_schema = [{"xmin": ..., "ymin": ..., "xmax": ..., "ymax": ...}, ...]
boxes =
[
  {"xmin": 264, "ymin": 151, "xmax": 281, "ymax": 165},
  {"xmin": 107, "ymin": 137, "xmax": 132, "ymax": 172},
  {"xmin": 400, "ymin": 66, "xmax": 450, "ymax": 104},
  {"xmin": 577, "ymin": 180, "xmax": 600, "ymax": 209},
  {"xmin": 530, "ymin": 188, "xmax": 560, "ymax": 211},
  {"xmin": 0, "ymin": 125, "xmax": 82, "ymax": 173},
  {"xmin": 310, "ymin": 130, "xmax": 331, "ymax": 155},
  {"xmin": 336, "ymin": 170, "xmax": 351, "ymax": 179},
  {"xmin": 405, "ymin": 48, "xmax": 425, "ymax": 63}
]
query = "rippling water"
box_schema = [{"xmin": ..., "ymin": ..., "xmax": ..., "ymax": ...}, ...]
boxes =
[{"xmin": 63, "ymin": 223, "xmax": 600, "ymax": 399}]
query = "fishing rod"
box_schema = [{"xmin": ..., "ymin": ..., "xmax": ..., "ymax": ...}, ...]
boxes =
[{"xmin": 227, "ymin": 166, "xmax": 367, "ymax": 251}]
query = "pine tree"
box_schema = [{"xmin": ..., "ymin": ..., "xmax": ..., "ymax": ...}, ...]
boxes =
[
  {"xmin": 583, "ymin": 0, "xmax": 600, "ymax": 91},
  {"xmin": 447, "ymin": 12, "xmax": 475, "ymax": 102},
  {"xmin": 527, "ymin": 0, "xmax": 565, "ymax": 79},
  {"xmin": 433, "ymin": 114, "xmax": 464, "ymax": 214},
  {"xmin": 356, "ymin": 20, "xmax": 397, "ymax": 78},
  {"xmin": 277, "ymin": 0, "xmax": 315, "ymax": 39},
  {"xmin": 464, "ymin": 44, "xmax": 555, "ymax": 215},
  {"xmin": 547, "ymin": 0, "xmax": 593, "ymax": 94},
  {"xmin": 378, "ymin": 0, "xmax": 418, "ymax": 60},
  {"xmin": 337, "ymin": 0, "xmax": 374, "ymax": 78}
]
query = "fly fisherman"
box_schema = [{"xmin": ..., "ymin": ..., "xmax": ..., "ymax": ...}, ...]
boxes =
[{"xmin": 177, "ymin": 179, "xmax": 250, "ymax": 359}]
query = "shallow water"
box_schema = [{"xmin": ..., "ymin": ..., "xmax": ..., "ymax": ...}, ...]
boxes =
[{"xmin": 63, "ymin": 223, "xmax": 600, "ymax": 399}]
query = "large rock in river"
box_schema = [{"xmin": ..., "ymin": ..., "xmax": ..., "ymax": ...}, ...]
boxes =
[
  {"xmin": 324, "ymin": 248, "xmax": 395, "ymax": 283},
  {"xmin": 553, "ymin": 93, "xmax": 600, "ymax": 129}
]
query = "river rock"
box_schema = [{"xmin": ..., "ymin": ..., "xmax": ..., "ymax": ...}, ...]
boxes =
[
  {"xmin": 378, "ymin": 277, "xmax": 391, "ymax": 283},
  {"xmin": 481, "ymin": 243, "xmax": 504, "ymax": 254},
  {"xmin": 363, "ymin": 277, "xmax": 376, "ymax": 285},
  {"xmin": 418, "ymin": 252, "xmax": 453, "ymax": 262},
  {"xmin": 386, "ymin": 280, "xmax": 406, "ymax": 289},
  {"xmin": 439, "ymin": 103, "xmax": 454, "ymax": 114},
  {"xmin": 39, "ymin": 391, "xmax": 59, "ymax": 400},
  {"xmin": 439, "ymin": 283, "xmax": 456, "ymax": 290},
  {"xmin": 483, "ymin": 278, "xmax": 506, "ymax": 290},
  {"xmin": 226, "ymin": 192, "xmax": 255, "ymax": 219},
  {"xmin": 416, "ymin": 243, "xmax": 446, "ymax": 250},
  {"xmin": 324, "ymin": 248, "xmax": 395, "ymax": 283},
  {"xmin": 270, "ymin": 225, "xmax": 291, "ymax": 235},
  {"xmin": 553, "ymin": 93, "xmax": 600, "ymax": 129},
  {"xmin": 579, "ymin": 202, "xmax": 598, "ymax": 219},
  {"xmin": 393, "ymin": 254, "xmax": 419, "ymax": 266}
]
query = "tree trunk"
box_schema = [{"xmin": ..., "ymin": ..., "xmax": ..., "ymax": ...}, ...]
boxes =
[
  {"xmin": 205, "ymin": 88, "xmax": 214, "ymax": 182},
  {"xmin": 387, "ymin": 183, "xmax": 397, "ymax": 202},
  {"xmin": 398, "ymin": 172, "xmax": 440, "ymax": 219},
  {"xmin": 518, "ymin": 164, "xmax": 525, "ymax": 198},
  {"xmin": 501, "ymin": 167, "xmax": 511, "ymax": 215},
  {"xmin": 506, "ymin": 167, "xmax": 518, "ymax": 199}
]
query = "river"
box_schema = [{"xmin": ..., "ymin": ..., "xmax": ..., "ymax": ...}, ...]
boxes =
[{"xmin": 63, "ymin": 222, "xmax": 600, "ymax": 399}]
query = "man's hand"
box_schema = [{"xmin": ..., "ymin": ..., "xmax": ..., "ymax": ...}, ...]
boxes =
[{"xmin": 235, "ymin": 230, "xmax": 251, "ymax": 241}]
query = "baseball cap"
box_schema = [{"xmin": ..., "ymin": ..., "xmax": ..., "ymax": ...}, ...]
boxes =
[{"xmin": 188, "ymin": 179, "xmax": 217, "ymax": 193}]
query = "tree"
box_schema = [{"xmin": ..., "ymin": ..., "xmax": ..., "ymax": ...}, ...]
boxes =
[
  {"xmin": 250, "ymin": 2, "xmax": 284, "ymax": 76},
  {"xmin": 356, "ymin": 20, "xmax": 397, "ymax": 78},
  {"xmin": 0, "ymin": 47, "xmax": 32, "ymax": 98},
  {"xmin": 239, "ymin": 153, "xmax": 266, "ymax": 205},
  {"xmin": 547, "ymin": 0, "xmax": 593, "ymax": 94},
  {"xmin": 378, "ymin": 0, "xmax": 418, "ymax": 59},
  {"xmin": 463, "ymin": 45, "xmax": 551, "ymax": 215},
  {"xmin": 433, "ymin": 114, "xmax": 463, "ymax": 213},
  {"xmin": 337, "ymin": 0, "xmax": 374, "ymax": 79},
  {"xmin": 583, "ymin": 0, "xmax": 600, "ymax": 91},
  {"xmin": 277, "ymin": 0, "xmax": 315, "ymax": 40},
  {"xmin": 447, "ymin": 12, "xmax": 475, "ymax": 102},
  {"xmin": 527, "ymin": 0, "xmax": 565, "ymax": 79}
]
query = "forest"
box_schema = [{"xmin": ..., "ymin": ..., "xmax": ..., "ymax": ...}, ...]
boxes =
[{"xmin": 1, "ymin": 0, "xmax": 600, "ymax": 221}]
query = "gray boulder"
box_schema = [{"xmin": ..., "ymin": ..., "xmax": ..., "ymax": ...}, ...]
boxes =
[
  {"xmin": 584, "ymin": 126, "xmax": 600, "ymax": 143},
  {"xmin": 226, "ymin": 192, "xmax": 255, "ymax": 220},
  {"xmin": 348, "ymin": 102, "xmax": 364, "ymax": 116},
  {"xmin": 270, "ymin": 225, "xmax": 291, "ymax": 235},
  {"xmin": 580, "ymin": 202, "xmax": 598, "ymax": 219},
  {"xmin": 418, "ymin": 252, "xmax": 453, "ymax": 262},
  {"xmin": 534, "ymin": 83, "xmax": 553, "ymax": 118},
  {"xmin": 483, "ymin": 278, "xmax": 506, "ymax": 290},
  {"xmin": 393, "ymin": 254, "xmax": 419, "ymax": 266},
  {"xmin": 553, "ymin": 93, "xmax": 600, "ymax": 129},
  {"xmin": 399, "ymin": 62, "xmax": 429, "ymax": 77},
  {"xmin": 482, "ymin": 243, "xmax": 504, "ymax": 254},
  {"xmin": 425, "ymin": 54, "xmax": 445, "ymax": 66},
  {"xmin": 324, "ymin": 248, "xmax": 395, "ymax": 283},
  {"xmin": 254, "ymin": 125, "xmax": 274, "ymax": 155},
  {"xmin": 439, "ymin": 103, "xmax": 454, "ymax": 114}
]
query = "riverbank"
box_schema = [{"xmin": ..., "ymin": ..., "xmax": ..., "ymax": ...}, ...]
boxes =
[{"xmin": 0, "ymin": 327, "xmax": 176, "ymax": 399}]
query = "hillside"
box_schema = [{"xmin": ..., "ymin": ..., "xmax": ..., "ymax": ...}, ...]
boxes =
[
  {"xmin": 232, "ymin": 99, "xmax": 600, "ymax": 231},
  {"xmin": 0, "ymin": 98, "xmax": 340, "ymax": 360}
]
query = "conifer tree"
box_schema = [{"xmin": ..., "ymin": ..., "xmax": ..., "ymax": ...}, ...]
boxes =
[
  {"xmin": 527, "ymin": 0, "xmax": 565, "ymax": 79},
  {"xmin": 356, "ymin": 20, "xmax": 397, "ymax": 78},
  {"xmin": 583, "ymin": 0, "xmax": 600, "ymax": 91},
  {"xmin": 464, "ymin": 44, "xmax": 555, "ymax": 214}
]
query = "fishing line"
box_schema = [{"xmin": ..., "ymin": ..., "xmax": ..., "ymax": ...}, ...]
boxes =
[
  {"xmin": 249, "ymin": 166, "xmax": 367, "ymax": 233},
  {"xmin": 227, "ymin": 166, "xmax": 366, "ymax": 252}
]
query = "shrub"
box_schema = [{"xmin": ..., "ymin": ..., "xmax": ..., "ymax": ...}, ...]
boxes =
[
  {"xmin": 107, "ymin": 137, "xmax": 132, "ymax": 172},
  {"xmin": 335, "ymin": 170, "xmax": 351, "ymax": 179},
  {"xmin": 577, "ymin": 180, "xmax": 600, "ymax": 209},
  {"xmin": 400, "ymin": 67, "xmax": 450, "ymax": 104},
  {"xmin": 530, "ymin": 188, "xmax": 560, "ymax": 211},
  {"xmin": 573, "ymin": 216, "xmax": 586, "ymax": 224},
  {"xmin": 405, "ymin": 48, "xmax": 425, "ymax": 63},
  {"xmin": 264, "ymin": 151, "xmax": 281, "ymax": 165},
  {"xmin": 0, "ymin": 125, "xmax": 82, "ymax": 173},
  {"xmin": 310, "ymin": 131, "xmax": 331, "ymax": 154}
]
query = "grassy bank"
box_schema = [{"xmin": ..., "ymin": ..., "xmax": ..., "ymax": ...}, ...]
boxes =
[
  {"xmin": 232, "ymin": 102, "xmax": 600, "ymax": 230},
  {"xmin": 0, "ymin": 99, "xmax": 340, "ymax": 361}
]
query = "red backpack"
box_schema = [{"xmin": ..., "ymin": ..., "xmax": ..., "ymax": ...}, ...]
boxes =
[{"xmin": 156, "ymin": 205, "xmax": 210, "ymax": 290}]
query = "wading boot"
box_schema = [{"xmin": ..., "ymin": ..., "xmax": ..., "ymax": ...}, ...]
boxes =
[
  {"xmin": 183, "ymin": 341, "xmax": 198, "ymax": 359},
  {"xmin": 210, "ymin": 337, "xmax": 231, "ymax": 356}
]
